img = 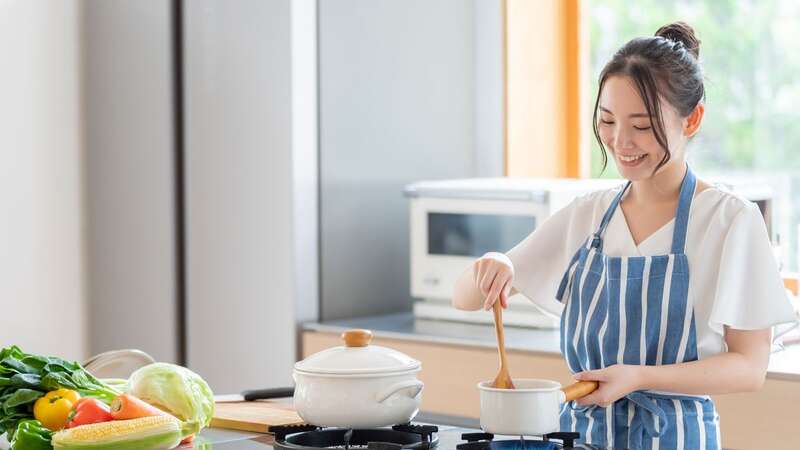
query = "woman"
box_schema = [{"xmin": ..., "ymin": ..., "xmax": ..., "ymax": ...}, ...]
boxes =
[{"xmin": 453, "ymin": 22, "xmax": 797, "ymax": 449}]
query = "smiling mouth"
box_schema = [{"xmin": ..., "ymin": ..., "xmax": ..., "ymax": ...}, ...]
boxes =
[{"xmin": 618, "ymin": 154, "xmax": 647, "ymax": 162}]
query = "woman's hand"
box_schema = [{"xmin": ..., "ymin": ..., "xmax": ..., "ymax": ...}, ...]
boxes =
[
  {"xmin": 572, "ymin": 364, "xmax": 644, "ymax": 407},
  {"xmin": 473, "ymin": 252, "xmax": 514, "ymax": 310}
]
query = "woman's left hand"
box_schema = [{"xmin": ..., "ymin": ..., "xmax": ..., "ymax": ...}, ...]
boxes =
[{"xmin": 572, "ymin": 364, "xmax": 644, "ymax": 407}]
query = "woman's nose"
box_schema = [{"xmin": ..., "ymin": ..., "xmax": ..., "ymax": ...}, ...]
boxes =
[{"xmin": 614, "ymin": 128, "xmax": 636, "ymax": 150}]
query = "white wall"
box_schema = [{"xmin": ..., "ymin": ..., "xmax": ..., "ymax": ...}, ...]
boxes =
[{"xmin": 0, "ymin": 1, "xmax": 86, "ymax": 360}]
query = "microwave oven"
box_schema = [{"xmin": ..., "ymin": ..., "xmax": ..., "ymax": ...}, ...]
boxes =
[
  {"xmin": 404, "ymin": 176, "xmax": 777, "ymax": 328},
  {"xmin": 404, "ymin": 177, "xmax": 622, "ymax": 328}
]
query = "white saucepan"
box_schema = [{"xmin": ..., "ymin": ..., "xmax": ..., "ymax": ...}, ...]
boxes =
[
  {"xmin": 478, "ymin": 378, "xmax": 598, "ymax": 436},
  {"xmin": 293, "ymin": 329, "xmax": 424, "ymax": 428}
]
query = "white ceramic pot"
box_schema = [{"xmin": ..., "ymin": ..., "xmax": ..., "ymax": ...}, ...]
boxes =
[
  {"xmin": 293, "ymin": 329, "xmax": 424, "ymax": 428},
  {"xmin": 478, "ymin": 378, "xmax": 597, "ymax": 436}
]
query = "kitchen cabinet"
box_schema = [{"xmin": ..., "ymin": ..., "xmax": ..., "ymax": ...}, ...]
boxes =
[{"xmin": 303, "ymin": 315, "xmax": 800, "ymax": 449}]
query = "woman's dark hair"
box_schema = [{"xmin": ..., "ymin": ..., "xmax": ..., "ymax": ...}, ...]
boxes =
[{"xmin": 593, "ymin": 21, "xmax": 705, "ymax": 173}]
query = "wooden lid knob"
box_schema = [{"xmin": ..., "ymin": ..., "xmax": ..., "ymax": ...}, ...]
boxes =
[{"xmin": 342, "ymin": 329, "xmax": 373, "ymax": 347}]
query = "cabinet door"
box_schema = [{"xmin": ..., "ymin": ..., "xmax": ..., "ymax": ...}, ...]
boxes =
[
  {"xmin": 84, "ymin": 0, "xmax": 178, "ymax": 364},
  {"xmin": 183, "ymin": 0, "xmax": 298, "ymax": 393}
]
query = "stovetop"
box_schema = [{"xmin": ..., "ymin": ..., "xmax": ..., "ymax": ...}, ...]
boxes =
[{"xmin": 188, "ymin": 425, "xmax": 612, "ymax": 450}]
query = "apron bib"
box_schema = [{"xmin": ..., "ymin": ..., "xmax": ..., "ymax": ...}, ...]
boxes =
[{"xmin": 555, "ymin": 166, "xmax": 721, "ymax": 450}]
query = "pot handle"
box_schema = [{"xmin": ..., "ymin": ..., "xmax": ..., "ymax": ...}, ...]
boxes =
[
  {"xmin": 375, "ymin": 379, "xmax": 424, "ymax": 403},
  {"xmin": 560, "ymin": 381, "xmax": 598, "ymax": 403}
]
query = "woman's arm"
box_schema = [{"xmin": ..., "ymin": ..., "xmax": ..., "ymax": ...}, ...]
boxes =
[
  {"xmin": 574, "ymin": 326, "xmax": 771, "ymax": 406},
  {"xmin": 638, "ymin": 326, "xmax": 771, "ymax": 394}
]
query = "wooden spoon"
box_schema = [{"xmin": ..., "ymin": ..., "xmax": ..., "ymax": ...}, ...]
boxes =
[{"xmin": 491, "ymin": 302, "xmax": 515, "ymax": 389}]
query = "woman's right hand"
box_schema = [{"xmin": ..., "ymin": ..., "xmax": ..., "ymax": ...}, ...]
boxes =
[{"xmin": 473, "ymin": 252, "xmax": 515, "ymax": 310}]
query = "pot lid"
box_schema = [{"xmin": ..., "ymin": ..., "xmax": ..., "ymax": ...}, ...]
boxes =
[{"xmin": 294, "ymin": 329, "xmax": 421, "ymax": 375}]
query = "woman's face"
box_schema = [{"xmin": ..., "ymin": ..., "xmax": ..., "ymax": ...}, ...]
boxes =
[{"xmin": 596, "ymin": 75, "xmax": 687, "ymax": 181}]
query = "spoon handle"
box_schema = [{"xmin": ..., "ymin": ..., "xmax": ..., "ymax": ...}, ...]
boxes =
[{"xmin": 493, "ymin": 302, "xmax": 509, "ymax": 368}]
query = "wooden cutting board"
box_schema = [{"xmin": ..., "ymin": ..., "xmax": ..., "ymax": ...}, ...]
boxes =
[{"xmin": 211, "ymin": 400, "xmax": 306, "ymax": 433}]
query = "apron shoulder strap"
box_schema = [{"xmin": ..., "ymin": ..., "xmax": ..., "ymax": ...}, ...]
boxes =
[
  {"xmin": 670, "ymin": 165, "xmax": 697, "ymax": 254},
  {"xmin": 591, "ymin": 182, "xmax": 630, "ymax": 251}
]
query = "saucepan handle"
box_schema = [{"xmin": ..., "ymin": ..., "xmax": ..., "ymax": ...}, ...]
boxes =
[{"xmin": 560, "ymin": 381, "xmax": 598, "ymax": 402}]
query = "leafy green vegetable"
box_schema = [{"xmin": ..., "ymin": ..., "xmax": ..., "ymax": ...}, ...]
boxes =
[
  {"xmin": 5, "ymin": 390, "xmax": 42, "ymax": 410},
  {"xmin": 0, "ymin": 346, "xmax": 120, "ymax": 441},
  {"xmin": 10, "ymin": 419, "xmax": 52, "ymax": 450},
  {"xmin": 126, "ymin": 363, "xmax": 215, "ymax": 429}
]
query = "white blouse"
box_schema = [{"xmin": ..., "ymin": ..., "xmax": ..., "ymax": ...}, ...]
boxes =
[{"xmin": 507, "ymin": 184, "xmax": 798, "ymax": 360}]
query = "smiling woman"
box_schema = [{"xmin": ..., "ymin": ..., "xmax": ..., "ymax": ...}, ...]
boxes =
[{"xmin": 455, "ymin": 17, "xmax": 799, "ymax": 450}]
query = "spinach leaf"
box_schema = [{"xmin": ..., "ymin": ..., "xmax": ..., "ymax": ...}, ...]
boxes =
[{"xmin": 4, "ymin": 389, "xmax": 43, "ymax": 409}]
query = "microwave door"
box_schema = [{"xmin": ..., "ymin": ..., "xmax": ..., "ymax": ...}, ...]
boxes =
[{"xmin": 427, "ymin": 212, "xmax": 536, "ymax": 258}]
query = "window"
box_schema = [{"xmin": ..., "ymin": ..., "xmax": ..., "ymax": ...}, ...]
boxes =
[{"xmin": 587, "ymin": 0, "xmax": 800, "ymax": 270}]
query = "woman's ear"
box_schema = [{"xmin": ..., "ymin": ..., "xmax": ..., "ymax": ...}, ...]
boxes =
[{"xmin": 684, "ymin": 102, "xmax": 705, "ymax": 137}]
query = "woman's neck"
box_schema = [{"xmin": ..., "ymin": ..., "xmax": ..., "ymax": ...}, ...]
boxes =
[{"xmin": 626, "ymin": 158, "xmax": 687, "ymax": 205}]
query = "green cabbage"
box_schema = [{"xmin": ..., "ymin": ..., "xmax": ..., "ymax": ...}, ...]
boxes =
[{"xmin": 124, "ymin": 363, "xmax": 214, "ymax": 429}]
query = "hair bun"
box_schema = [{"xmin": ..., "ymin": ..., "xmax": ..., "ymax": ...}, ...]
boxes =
[{"xmin": 655, "ymin": 21, "xmax": 700, "ymax": 58}]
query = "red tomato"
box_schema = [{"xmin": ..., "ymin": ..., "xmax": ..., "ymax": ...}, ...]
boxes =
[{"xmin": 66, "ymin": 398, "xmax": 114, "ymax": 428}]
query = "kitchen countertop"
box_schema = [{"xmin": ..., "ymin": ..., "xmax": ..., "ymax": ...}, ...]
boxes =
[
  {"xmin": 182, "ymin": 427, "xmax": 273, "ymax": 448},
  {"xmin": 302, "ymin": 312, "xmax": 800, "ymax": 382}
]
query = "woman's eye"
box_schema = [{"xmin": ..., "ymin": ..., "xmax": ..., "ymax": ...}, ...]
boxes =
[
  {"xmin": 599, "ymin": 119, "xmax": 614, "ymax": 125},
  {"xmin": 634, "ymin": 126, "xmax": 652, "ymax": 131}
]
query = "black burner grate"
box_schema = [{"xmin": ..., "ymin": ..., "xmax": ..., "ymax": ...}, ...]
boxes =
[
  {"xmin": 456, "ymin": 432, "xmax": 581, "ymax": 450},
  {"xmin": 272, "ymin": 423, "xmax": 439, "ymax": 450}
]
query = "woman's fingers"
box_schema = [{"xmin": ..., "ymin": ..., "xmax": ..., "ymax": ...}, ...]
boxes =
[
  {"xmin": 499, "ymin": 279, "xmax": 511, "ymax": 308},
  {"xmin": 575, "ymin": 391, "xmax": 599, "ymax": 407},
  {"xmin": 573, "ymin": 369, "xmax": 607, "ymax": 382},
  {"xmin": 484, "ymin": 272, "xmax": 506, "ymax": 310},
  {"xmin": 479, "ymin": 265, "xmax": 496, "ymax": 296},
  {"xmin": 482, "ymin": 271, "xmax": 502, "ymax": 310},
  {"xmin": 485, "ymin": 273, "xmax": 513, "ymax": 310}
]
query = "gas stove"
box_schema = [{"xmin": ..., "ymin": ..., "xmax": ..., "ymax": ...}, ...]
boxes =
[
  {"xmin": 271, "ymin": 423, "xmax": 439, "ymax": 450},
  {"xmin": 456, "ymin": 431, "xmax": 605, "ymax": 449},
  {"xmin": 269, "ymin": 424, "xmax": 609, "ymax": 450}
]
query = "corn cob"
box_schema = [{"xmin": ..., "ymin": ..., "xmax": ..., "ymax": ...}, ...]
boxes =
[{"xmin": 51, "ymin": 415, "xmax": 187, "ymax": 450}]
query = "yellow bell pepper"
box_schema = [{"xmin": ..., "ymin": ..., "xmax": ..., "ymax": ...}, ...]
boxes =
[{"xmin": 33, "ymin": 388, "xmax": 81, "ymax": 431}]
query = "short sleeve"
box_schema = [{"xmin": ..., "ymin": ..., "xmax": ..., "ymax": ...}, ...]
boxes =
[
  {"xmin": 506, "ymin": 196, "xmax": 596, "ymax": 318},
  {"xmin": 708, "ymin": 203, "xmax": 798, "ymax": 336}
]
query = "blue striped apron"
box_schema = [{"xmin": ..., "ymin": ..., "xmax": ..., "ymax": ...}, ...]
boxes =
[{"xmin": 555, "ymin": 166, "xmax": 721, "ymax": 450}]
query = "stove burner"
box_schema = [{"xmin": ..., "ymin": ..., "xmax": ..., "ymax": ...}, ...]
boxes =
[
  {"xmin": 272, "ymin": 423, "xmax": 439, "ymax": 450},
  {"xmin": 456, "ymin": 432, "xmax": 581, "ymax": 450}
]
